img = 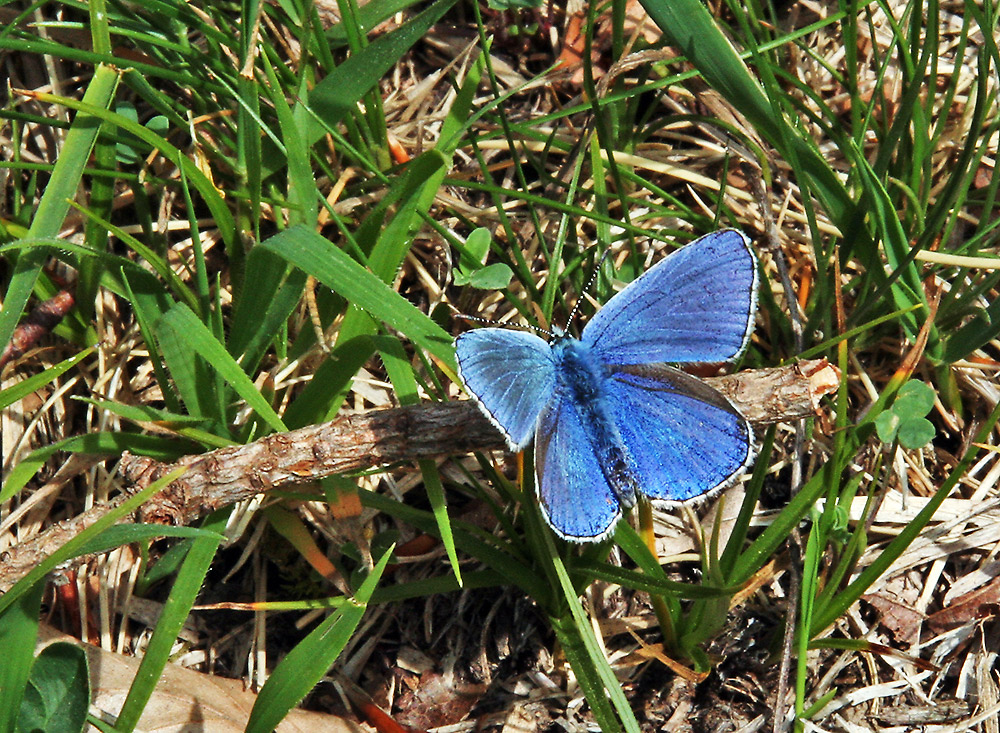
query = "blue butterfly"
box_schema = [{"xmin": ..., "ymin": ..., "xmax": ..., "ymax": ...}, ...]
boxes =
[{"xmin": 455, "ymin": 229, "xmax": 760, "ymax": 542}]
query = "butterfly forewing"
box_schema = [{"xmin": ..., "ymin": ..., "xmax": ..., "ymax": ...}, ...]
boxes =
[
  {"xmin": 455, "ymin": 328, "xmax": 556, "ymax": 450},
  {"xmin": 605, "ymin": 363, "xmax": 755, "ymax": 502},
  {"xmin": 582, "ymin": 229, "xmax": 758, "ymax": 365}
]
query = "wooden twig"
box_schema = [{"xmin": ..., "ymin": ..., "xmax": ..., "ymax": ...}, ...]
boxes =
[{"xmin": 0, "ymin": 359, "xmax": 838, "ymax": 593}]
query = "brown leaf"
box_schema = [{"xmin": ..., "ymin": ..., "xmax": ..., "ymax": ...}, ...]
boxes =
[
  {"xmin": 862, "ymin": 571, "xmax": 924, "ymax": 643},
  {"xmin": 927, "ymin": 573, "xmax": 1000, "ymax": 635},
  {"xmin": 394, "ymin": 672, "xmax": 486, "ymax": 729},
  {"xmin": 36, "ymin": 624, "xmax": 366, "ymax": 733}
]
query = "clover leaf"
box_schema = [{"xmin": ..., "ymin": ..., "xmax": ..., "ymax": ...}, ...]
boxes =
[
  {"xmin": 875, "ymin": 380, "xmax": 936, "ymax": 450},
  {"xmin": 454, "ymin": 228, "xmax": 513, "ymax": 290}
]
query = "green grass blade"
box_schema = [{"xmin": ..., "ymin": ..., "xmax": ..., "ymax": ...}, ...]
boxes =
[
  {"xmin": 0, "ymin": 580, "xmax": 45, "ymax": 733},
  {"xmin": 810, "ymin": 396, "xmax": 1000, "ymax": 634},
  {"xmin": 260, "ymin": 54, "xmax": 315, "ymax": 226},
  {"xmin": 370, "ymin": 569, "xmax": 505, "ymax": 603},
  {"xmin": 0, "ymin": 431, "xmax": 201, "ymax": 506},
  {"xmin": 638, "ymin": 0, "xmax": 856, "ymax": 227},
  {"xmin": 571, "ymin": 561, "xmax": 738, "ymax": 598},
  {"xmin": 67, "ymin": 200, "xmax": 202, "ymax": 316},
  {"xmin": 0, "ymin": 37, "xmax": 201, "ymax": 87},
  {"xmin": 360, "ymin": 490, "xmax": 549, "ymax": 600},
  {"xmin": 74, "ymin": 524, "xmax": 225, "ymax": 557},
  {"xmin": 848, "ymin": 148, "xmax": 929, "ymax": 344},
  {"xmin": 726, "ymin": 463, "xmax": 833, "ymax": 587},
  {"xmin": 325, "ymin": 0, "xmax": 429, "ymax": 45},
  {"xmin": 259, "ymin": 226, "xmax": 455, "ymax": 368},
  {"xmin": 113, "ymin": 511, "xmax": 228, "ymax": 732},
  {"xmin": 333, "ymin": 150, "xmax": 448, "ymax": 348},
  {"xmin": 77, "ymin": 398, "xmax": 237, "ymax": 449},
  {"xmin": 0, "ymin": 347, "xmax": 94, "ymax": 410},
  {"xmin": 299, "ymin": 0, "xmax": 456, "ymax": 156},
  {"xmin": 8, "ymin": 87, "xmax": 236, "ymax": 255},
  {"xmin": 376, "ymin": 336, "xmax": 463, "ymax": 585},
  {"xmin": 154, "ymin": 305, "xmax": 228, "ymax": 427},
  {"xmin": 549, "ymin": 613, "xmax": 624, "ymax": 733},
  {"xmin": 548, "ymin": 545, "xmax": 639, "ymax": 733},
  {"xmin": 156, "ymin": 303, "xmax": 287, "ymax": 433},
  {"xmin": 244, "ymin": 546, "xmax": 394, "ymax": 733},
  {"xmin": 120, "ymin": 268, "xmax": 183, "ymax": 415},
  {"xmin": 226, "ymin": 247, "xmax": 305, "ymax": 375},
  {"xmin": 329, "ymin": 50, "xmax": 480, "ymax": 366},
  {"xmin": 0, "ymin": 64, "xmax": 119, "ymax": 352},
  {"xmin": 283, "ymin": 336, "xmax": 376, "ymax": 428}
]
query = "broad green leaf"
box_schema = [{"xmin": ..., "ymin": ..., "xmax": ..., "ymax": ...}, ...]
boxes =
[
  {"xmin": 897, "ymin": 418, "xmax": 935, "ymax": 450},
  {"xmin": 942, "ymin": 296, "xmax": 1000, "ymax": 363},
  {"xmin": 464, "ymin": 263, "xmax": 514, "ymax": 290},
  {"xmin": 155, "ymin": 306, "xmax": 227, "ymax": 426},
  {"xmin": 896, "ymin": 380, "xmax": 936, "ymax": 416},
  {"xmin": 463, "ymin": 227, "xmax": 492, "ymax": 267},
  {"xmin": 875, "ymin": 411, "xmax": 901, "ymax": 444},
  {"xmin": 17, "ymin": 642, "xmax": 89, "ymax": 733}
]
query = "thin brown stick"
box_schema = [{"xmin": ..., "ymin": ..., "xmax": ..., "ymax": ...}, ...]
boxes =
[{"xmin": 0, "ymin": 359, "xmax": 838, "ymax": 593}]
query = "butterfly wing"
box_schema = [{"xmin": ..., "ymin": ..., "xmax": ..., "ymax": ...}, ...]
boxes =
[
  {"xmin": 534, "ymin": 394, "xmax": 623, "ymax": 542},
  {"xmin": 455, "ymin": 328, "xmax": 556, "ymax": 450},
  {"xmin": 605, "ymin": 363, "xmax": 755, "ymax": 502},
  {"xmin": 582, "ymin": 229, "xmax": 758, "ymax": 365}
]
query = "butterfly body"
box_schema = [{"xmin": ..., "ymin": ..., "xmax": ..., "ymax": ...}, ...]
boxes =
[
  {"xmin": 455, "ymin": 229, "xmax": 760, "ymax": 542},
  {"xmin": 549, "ymin": 337, "xmax": 642, "ymax": 509}
]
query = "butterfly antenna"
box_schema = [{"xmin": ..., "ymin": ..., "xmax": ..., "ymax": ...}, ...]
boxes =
[
  {"xmin": 455, "ymin": 313, "xmax": 553, "ymax": 338},
  {"xmin": 567, "ymin": 247, "xmax": 615, "ymax": 328}
]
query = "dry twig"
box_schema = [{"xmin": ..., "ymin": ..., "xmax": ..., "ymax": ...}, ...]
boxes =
[{"xmin": 0, "ymin": 359, "xmax": 838, "ymax": 593}]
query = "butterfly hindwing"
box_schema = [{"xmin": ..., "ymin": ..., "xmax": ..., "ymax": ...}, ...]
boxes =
[
  {"xmin": 455, "ymin": 328, "xmax": 556, "ymax": 450},
  {"xmin": 582, "ymin": 229, "xmax": 758, "ymax": 365},
  {"xmin": 535, "ymin": 394, "xmax": 623, "ymax": 542},
  {"xmin": 605, "ymin": 363, "xmax": 755, "ymax": 502}
]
